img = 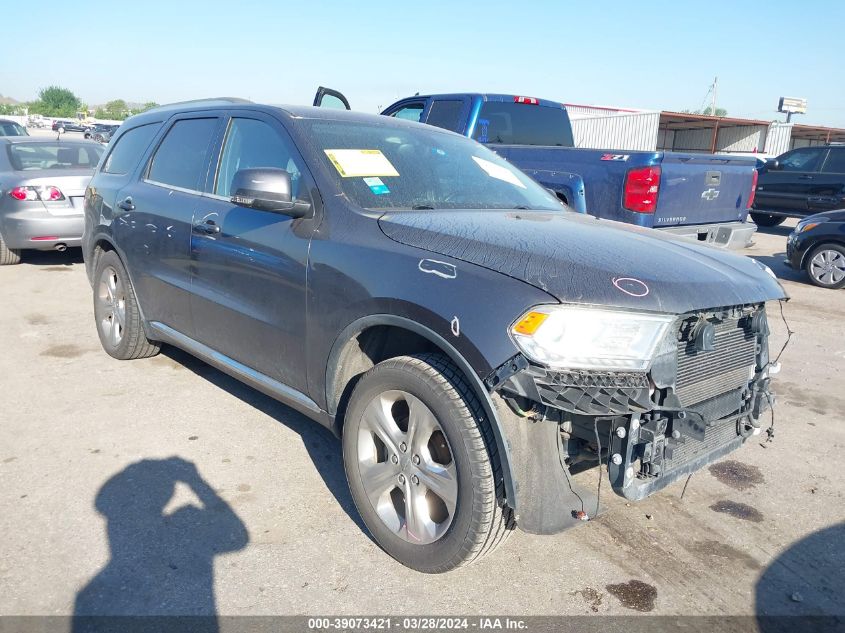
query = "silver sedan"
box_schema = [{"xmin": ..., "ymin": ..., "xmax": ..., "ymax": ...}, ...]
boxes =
[{"xmin": 0, "ymin": 138, "xmax": 104, "ymax": 264}]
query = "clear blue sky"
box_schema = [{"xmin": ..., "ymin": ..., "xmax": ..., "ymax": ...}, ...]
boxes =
[{"xmin": 3, "ymin": 0, "xmax": 844, "ymax": 127}]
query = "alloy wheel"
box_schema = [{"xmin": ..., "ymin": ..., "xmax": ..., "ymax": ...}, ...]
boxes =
[
  {"xmin": 356, "ymin": 389, "xmax": 458, "ymax": 545},
  {"xmin": 97, "ymin": 266, "xmax": 126, "ymax": 347}
]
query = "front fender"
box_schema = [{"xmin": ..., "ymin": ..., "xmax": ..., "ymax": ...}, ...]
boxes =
[{"xmin": 325, "ymin": 313, "xmax": 520, "ymax": 513}]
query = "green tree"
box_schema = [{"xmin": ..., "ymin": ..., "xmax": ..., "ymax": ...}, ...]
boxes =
[
  {"xmin": 29, "ymin": 86, "xmax": 81, "ymax": 117},
  {"xmin": 101, "ymin": 99, "xmax": 128, "ymax": 120},
  {"xmin": 681, "ymin": 106, "xmax": 728, "ymax": 117}
]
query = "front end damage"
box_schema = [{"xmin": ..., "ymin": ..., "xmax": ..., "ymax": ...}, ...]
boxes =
[{"xmin": 487, "ymin": 302, "xmax": 780, "ymax": 535}]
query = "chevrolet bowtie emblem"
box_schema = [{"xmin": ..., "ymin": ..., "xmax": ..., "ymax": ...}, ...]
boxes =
[{"xmin": 701, "ymin": 188, "xmax": 720, "ymax": 201}]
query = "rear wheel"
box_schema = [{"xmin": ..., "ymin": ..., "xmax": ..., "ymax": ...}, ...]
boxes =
[
  {"xmin": 805, "ymin": 243, "xmax": 845, "ymax": 289},
  {"xmin": 0, "ymin": 233, "xmax": 21, "ymax": 265},
  {"xmin": 93, "ymin": 250, "xmax": 160, "ymax": 359},
  {"xmin": 342, "ymin": 354, "xmax": 513, "ymax": 572},
  {"xmin": 751, "ymin": 212, "xmax": 786, "ymax": 227}
]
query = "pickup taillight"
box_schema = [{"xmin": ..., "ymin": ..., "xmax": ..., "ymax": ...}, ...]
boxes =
[
  {"xmin": 748, "ymin": 169, "xmax": 758, "ymax": 209},
  {"xmin": 623, "ymin": 166, "xmax": 661, "ymax": 213}
]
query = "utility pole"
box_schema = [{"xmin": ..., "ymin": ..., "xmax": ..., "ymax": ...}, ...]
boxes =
[{"xmin": 712, "ymin": 76, "xmax": 718, "ymax": 117}]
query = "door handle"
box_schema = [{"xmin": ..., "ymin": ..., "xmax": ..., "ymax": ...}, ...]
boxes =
[
  {"xmin": 117, "ymin": 196, "xmax": 135, "ymax": 211},
  {"xmin": 193, "ymin": 219, "xmax": 221, "ymax": 235},
  {"xmin": 798, "ymin": 175, "xmax": 814, "ymax": 180}
]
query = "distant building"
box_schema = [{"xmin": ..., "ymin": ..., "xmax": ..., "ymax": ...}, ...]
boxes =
[{"xmin": 565, "ymin": 104, "xmax": 845, "ymax": 155}]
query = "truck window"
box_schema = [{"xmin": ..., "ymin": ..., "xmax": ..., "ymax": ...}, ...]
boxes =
[
  {"xmin": 425, "ymin": 100, "xmax": 463, "ymax": 132},
  {"xmin": 389, "ymin": 103, "xmax": 425, "ymax": 122},
  {"xmin": 472, "ymin": 102, "xmax": 574, "ymax": 147}
]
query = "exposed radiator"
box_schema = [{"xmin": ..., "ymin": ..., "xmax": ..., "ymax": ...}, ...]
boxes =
[{"xmin": 675, "ymin": 317, "xmax": 756, "ymax": 407}]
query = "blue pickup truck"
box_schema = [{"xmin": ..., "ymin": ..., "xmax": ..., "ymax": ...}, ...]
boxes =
[{"xmin": 315, "ymin": 88, "xmax": 758, "ymax": 248}]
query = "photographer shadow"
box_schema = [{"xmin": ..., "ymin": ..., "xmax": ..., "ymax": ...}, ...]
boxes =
[{"xmin": 73, "ymin": 457, "xmax": 248, "ymax": 632}]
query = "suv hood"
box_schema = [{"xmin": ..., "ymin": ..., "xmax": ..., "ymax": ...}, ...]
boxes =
[{"xmin": 378, "ymin": 210, "xmax": 787, "ymax": 314}]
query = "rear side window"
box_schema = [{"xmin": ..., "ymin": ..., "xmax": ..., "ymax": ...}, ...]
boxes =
[
  {"xmin": 102, "ymin": 123, "xmax": 159, "ymax": 175},
  {"xmin": 822, "ymin": 149, "xmax": 845, "ymax": 174},
  {"xmin": 147, "ymin": 118, "xmax": 218, "ymax": 190},
  {"xmin": 426, "ymin": 100, "xmax": 463, "ymax": 132},
  {"xmin": 472, "ymin": 101, "xmax": 574, "ymax": 147}
]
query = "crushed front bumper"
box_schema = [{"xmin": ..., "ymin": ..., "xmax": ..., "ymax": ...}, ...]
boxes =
[{"xmin": 488, "ymin": 304, "xmax": 775, "ymax": 530}]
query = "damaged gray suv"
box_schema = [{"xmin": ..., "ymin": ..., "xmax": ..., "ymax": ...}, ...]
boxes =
[{"xmin": 83, "ymin": 100, "xmax": 787, "ymax": 572}]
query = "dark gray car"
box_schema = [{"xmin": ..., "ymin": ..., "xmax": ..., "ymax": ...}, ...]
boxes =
[
  {"xmin": 0, "ymin": 138, "xmax": 104, "ymax": 264},
  {"xmin": 83, "ymin": 100, "xmax": 787, "ymax": 572}
]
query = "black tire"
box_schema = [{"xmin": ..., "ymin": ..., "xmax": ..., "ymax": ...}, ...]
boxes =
[
  {"xmin": 342, "ymin": 353, "xmax": 514, "ymax": 573},
  {"xmin": 804, "ymin": 242, "xmax": 845, "ymax": 289},
  {"xmin": 751, "ymin": 212, "xmax": 786, "ymax": 227},
  {"xmin": 0, "ymin": 233, "xmax": 21, "ymax": 265},
  {"xmin": 93, "ymin": 250, "xmax": 160, "ymax": 359}
]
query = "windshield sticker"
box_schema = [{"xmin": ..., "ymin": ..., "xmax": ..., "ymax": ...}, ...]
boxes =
[
  {"xmin": 363, "ymin": 176, "xmax": 390, "ymax": 195},
  {"xmin": 471, "ymin": 156, "xmax": 526, "ymax": 189},
  {"xmin": 324, "ymin": 149, "xmax": 399, "ymax": 178}
]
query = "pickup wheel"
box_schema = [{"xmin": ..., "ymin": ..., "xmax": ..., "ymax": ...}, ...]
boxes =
[
  {"xmin": 93, "ymin": 250, "xmax": 160, "ymax": 360},
  {"xmin": 0, "ymin": 233, "xmax": 22, "ymax": 265},
  {"xmin": 805, "ymin": 243, "xmax": 845, "ymax": 289},
  {"xmin": 750, "ymin": 213, "xmax": 785, "ymax": 227},
  {"xmin": 342, "ymin": 353, "xmax": 513, "ymax": 572}
]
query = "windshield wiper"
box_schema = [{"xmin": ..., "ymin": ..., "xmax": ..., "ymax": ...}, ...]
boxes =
[{"xmin": 411, "ymin": 204, "xmax": 436, "ymax": 210}]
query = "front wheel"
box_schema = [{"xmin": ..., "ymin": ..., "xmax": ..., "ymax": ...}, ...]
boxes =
[
  {"xmin": 93, "ymin": 250, "xmax": 160, "ymax": 359},
  {"xmin": 805, "ymin": 243, "xmax": 845, "ymax": 289},
  {"xmin": 342, "ymin": 354, "xmax": 513, "ymax": 572},
  {"xmin": 751, "ymin": 212, "xmax": 786, "ymax": 227}
]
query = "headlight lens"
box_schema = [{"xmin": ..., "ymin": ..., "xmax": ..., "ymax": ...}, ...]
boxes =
[
  {"xmin": 511, "ymin": 305, "xmax": 675, "ymax": 371},
  {"xmin": 796, "ymin": 217, "xmax": 828, "ymax": 233}
]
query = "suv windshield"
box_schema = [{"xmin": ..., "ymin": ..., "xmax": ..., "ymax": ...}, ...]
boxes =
[
  {"xmin": 299, "ymin": 119, "xmax": 562, "ymax": 211},
  {"xmin": 7, "ymin": 142, "xmax": 104, "ymax": 170}
]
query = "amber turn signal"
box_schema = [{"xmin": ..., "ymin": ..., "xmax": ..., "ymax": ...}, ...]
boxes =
[{"xmin": 513, "ymin": 311, "xmax": 548, "ymax": 335}]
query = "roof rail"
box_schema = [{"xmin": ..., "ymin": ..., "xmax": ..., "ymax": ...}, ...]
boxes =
[{"xmin": 142, "ymin": 97, "xmax": 253, "ymax": 114}]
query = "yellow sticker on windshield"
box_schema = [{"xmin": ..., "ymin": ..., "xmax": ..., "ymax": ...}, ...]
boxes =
[{"xmin": 324, "ymin": 149, "xmax": 399, "ymax": 178}]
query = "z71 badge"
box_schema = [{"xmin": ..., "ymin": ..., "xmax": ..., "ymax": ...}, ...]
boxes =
[{"xmin": 600, "ymin": 153, "xmax": 630, "ymax": 161}]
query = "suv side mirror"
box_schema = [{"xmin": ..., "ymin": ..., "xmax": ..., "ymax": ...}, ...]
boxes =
[
  {"xmin": 766, "ymin": 159, "xmax": 780, "ymax": 171},
  {"xmin": 230, "ymin": 168, "xmax": 310, "ymax": 218}
]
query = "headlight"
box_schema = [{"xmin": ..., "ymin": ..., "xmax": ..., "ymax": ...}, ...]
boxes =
[
  {"xmin": 796, "ymin": 217, "xmax": 828, "ymax": 233},
  {"xmin": 511, "ymin": 305, "xmax": 675, "ymax": 371}
]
